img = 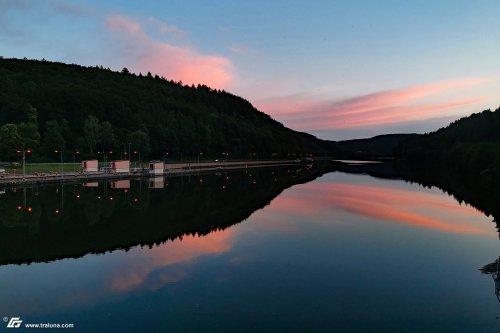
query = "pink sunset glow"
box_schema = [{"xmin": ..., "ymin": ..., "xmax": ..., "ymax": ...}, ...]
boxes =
[
  {"xmin": 108, "ymin": 229, "xmax": 234, "ymax": 293},
  {"xmin": 106, "ymin": 15, "xmax": 233, "ymax": 89},
  {"xmin": 322, "ymin": 183, "xmax": 488, "ymax": 235},
  {"xmin": 102, "ymin": 14, "xmax": 496, "ymax": 138},
  {"xmin": 256, "ymin": 78, "xmax": 491, "ymax": 132},
  {"xmin": 263, "ymin": 180, "xmax": 492, "ymax": 236}
]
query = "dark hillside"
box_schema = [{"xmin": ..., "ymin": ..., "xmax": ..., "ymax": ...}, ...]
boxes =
[
  {"xmin": 0, "ymin": 58, "xmax": 333, "ymax": 161},
  {"xmin": 336, "ymin": 133, "xmax": 419, "ymax": 158},
  {"xmin": 398, "ymin": 108, "xmax": 500, "ymax": 177}
]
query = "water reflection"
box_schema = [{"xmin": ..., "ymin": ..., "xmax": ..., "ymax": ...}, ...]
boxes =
[
  {"xmin": 108, "ymin": 229, "xmax": 234, "ymax": 293},
  {"xmin": 149, "ymin": 177, "xmax": 164, "ymax": 189},
  {"xmin": 0, "ymin": 165, "xmax": 328, "ymax": 265},
  {"xmin": 331, "ymin": 160, "xmax": 500, "ymax": 234},
  {"xmin": 1, "ymin": 165, "xmax": 500, "ymax": 331},
  {"xmin": 260, "ymin": 180, "xmax": 493, "ymax": 236},
  {"xmin": 481, "ymin": 258, "xmax": 500, "ymax": 308},
  {"xmin": 324, "ymin": 182, "xmax": 489, "ymax": 235},
  {"xmin": 0, "ymin": 229, "xmax": 236, "ymax": 317}
]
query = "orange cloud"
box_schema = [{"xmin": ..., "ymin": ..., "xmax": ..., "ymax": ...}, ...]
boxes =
[
  {"xmin": 257, "ymin": 78, "xmax": 490, "ymax": 131},
  {"xmin": 106, "ymin": 15, "xmax": 233, "ymax": 89}
]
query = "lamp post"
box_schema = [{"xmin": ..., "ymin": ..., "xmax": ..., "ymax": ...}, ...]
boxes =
[
  {"xmin": 108, "ymin": 150, "xmax": 113, "ymax": 173},
  {"xmin": 198, "ymin": 152, "xmax": 202, "ymax": 164},
  {"xmin": 73, "ymin": 150, "xmax": 80, "ymax": 173},
  {"xmin": 128, "ymin": 142, "xmax": 131, "ymax": 163},
  {"xmin": 99, "ymin": 148, "xmax": 106, "ymax": 169},
  {"xmin": 17, "ymin": 149, "xmax": 31, "ymax": 179},
  {"xmin": 134, "ymin": 151, "xmax": 141, "ymax": 169},
  {"xmin": 54, "ymin": 149, "xmax": 63, "ymax": 176},
  {"xmin": 97, "ymin": 151, "xmax": 100, "ymax": 171},
  {"xmin": 164, "ymin": 152, "xmax": 169, "ymax": 166}
]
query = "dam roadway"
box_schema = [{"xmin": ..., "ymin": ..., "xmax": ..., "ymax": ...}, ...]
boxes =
[{"xmin": 0, "ymin": 159, "xmax": 309, "ymax": 186}]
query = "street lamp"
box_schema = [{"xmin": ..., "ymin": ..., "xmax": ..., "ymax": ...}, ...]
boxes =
[
  {"xmin": 198, "ymin": 152, "xmax": 202, "ymax": 164},
  {"xmin": 122, "ymin": 143, "xmax": 127, "ymax": 160},
  {"xmin": 73, "ymin": 150, "xmax": 80, "ymax": 173},
  {"xmin": 54, "ymin": 149, "xmax": 63, "ymax": 176},
  {"xmin": 17, "ymin": 149, "xmax": 31, "ymax": 179},
  {"xmin": 134, "ymin": 151, "xmax": 141, "ymax": 169},
  {"xmin": 107, "ymin": 150, "xmax": 113, "ymax": 172},
  {"xmin": 128, "ymin": 142, "xmax": 131, "ymax": 162},
  {"xmin": 164, "ymin": 152, "xmax": 169, "ymax": 166},
  {"xmin": 99, "ymin": 148, "xmax": 107, "ymax": 168}
]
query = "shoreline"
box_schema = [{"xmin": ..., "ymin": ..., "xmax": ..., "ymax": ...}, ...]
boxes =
[{"xmin": 0, "ymin": 159, "xmax": 305, "ymax": 186}]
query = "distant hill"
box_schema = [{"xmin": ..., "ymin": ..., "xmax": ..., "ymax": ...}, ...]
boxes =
[
  {"xmin": 0, "ymin": 57, "xmax": 333, "ymax": 161},
  {"xmin": 335, "ymin": 134, "xmax": 419, "ymax": 158},
  {"xmin": 398, "ymin": 108, "xmax": 500, "ymax": 180}
]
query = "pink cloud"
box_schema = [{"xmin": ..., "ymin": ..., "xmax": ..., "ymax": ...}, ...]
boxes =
[
  {"xmin": 106, "ymin": 15, "xmax": 233, "ymax": 89},
  {"xmin": 256, "ymin": 78, "xmax": 490, "ymax": 131}
]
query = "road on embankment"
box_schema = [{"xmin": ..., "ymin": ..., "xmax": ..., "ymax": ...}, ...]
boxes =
[{"xmin": 0, "ymin": 159, "xmax": 311, "ymax": 186}]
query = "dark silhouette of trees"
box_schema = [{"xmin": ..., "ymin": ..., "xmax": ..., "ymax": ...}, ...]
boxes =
[
  {"xmin": 43, "ymin": 120, "xmax": 65, "ymax": 153},
  {"xmin": 0, "ymin": 57, "xmax": 333, "ymax": 162},
  {"xmin": 0, "ymin": 124, "xmax": 22, "ymax": 160},
  {"xmin": 397, "ymin": 107, "xmax": 500, "ymax": 183},
  {"xmin": 83, "ymin": 115, "xmax": 100, "ymax": 154},
  {"xmin": 129, "ymin": 130, "xmax": 150, "ymax": 156}
]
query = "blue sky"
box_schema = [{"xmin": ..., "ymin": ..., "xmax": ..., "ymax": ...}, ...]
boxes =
[{"xmin": 1, "ymin": 0, "xmax": 500, "ymax": 140}]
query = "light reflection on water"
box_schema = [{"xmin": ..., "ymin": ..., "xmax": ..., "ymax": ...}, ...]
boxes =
[{"xmin": 0, "ymin": 168, "xmax": 499, "ymax": 332}]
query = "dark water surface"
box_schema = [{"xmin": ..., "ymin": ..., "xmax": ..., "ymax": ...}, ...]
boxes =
[{"xmin": 0, "ymin": 165, "xmax": 499, "ymax": 332}]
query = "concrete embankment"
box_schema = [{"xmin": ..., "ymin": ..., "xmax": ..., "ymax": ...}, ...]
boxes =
[{"xmin": 0, "ymin": 160, "xmax": 299, "ymax": 186}]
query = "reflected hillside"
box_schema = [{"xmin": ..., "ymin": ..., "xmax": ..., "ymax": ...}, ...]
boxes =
[
  {"xmin": 331, "ymin": 161, "xmax": 500, "ymax": 236},
  {"xmin": 0, "ymin": 164, "xmax": 331, "ymax": 265},
  {"xmin": 396, "ymin": 165, "xmax": 500, "ymax": 234}
]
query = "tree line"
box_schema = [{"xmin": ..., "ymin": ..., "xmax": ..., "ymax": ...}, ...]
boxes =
[
  {"xmin": 396, "ymin": 107, "xmax": 500, "ymax": 183},
  {"xmin": 0, "ymin": 57, "xmax": 333, "ymax": 162}
]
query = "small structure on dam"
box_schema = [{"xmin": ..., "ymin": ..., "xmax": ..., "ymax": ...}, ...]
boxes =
[
  {"xmin": 82, "ymin": 160, "xmax": 98, "ymax": 172},
  {"xmin": 111, "ymin": 160, "xmax": 130, "ymax": 173},
  {"xmin": 149, "ymin": 161, "xmax": 165, "ymax": 175}
]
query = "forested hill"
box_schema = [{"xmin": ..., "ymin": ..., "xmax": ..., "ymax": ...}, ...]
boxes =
[
  {"xmin": 398, "ymin": 108, "xmax": 500, "ymax": 177},
  {"xmin": 0, "ymin": 57, "xmax": 332, "ymax": 161},
  {"xmin": 335, "ymin": 133, "xmax": 419, "ymax": 158}
]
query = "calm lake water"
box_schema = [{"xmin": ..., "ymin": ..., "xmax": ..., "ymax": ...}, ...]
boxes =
[{"xmin": 0, "ymin": 165, "xmax": 499, "ymax": 332}]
